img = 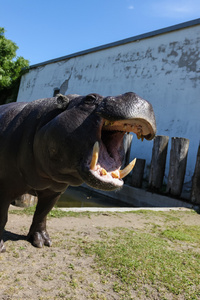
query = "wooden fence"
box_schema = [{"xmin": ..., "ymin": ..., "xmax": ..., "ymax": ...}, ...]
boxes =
[{"xmin": 128, "ymin": 135, "xmax": 200, "ymax": 204}]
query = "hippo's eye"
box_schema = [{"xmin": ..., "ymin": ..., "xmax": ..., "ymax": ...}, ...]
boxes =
[{"xmin": 83, "ymin": 94, "xmax": 98, "ymax": 105}]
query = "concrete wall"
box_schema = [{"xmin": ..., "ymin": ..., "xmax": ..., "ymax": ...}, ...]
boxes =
[{"xmin": 17, "ymin": 19, "xmax": 200, "ymax": 185}]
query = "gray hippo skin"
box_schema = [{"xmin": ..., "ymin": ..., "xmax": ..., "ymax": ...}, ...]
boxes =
[{"xmin": 0, "ymin": 92, "xmax": 156, "ymax": 252}]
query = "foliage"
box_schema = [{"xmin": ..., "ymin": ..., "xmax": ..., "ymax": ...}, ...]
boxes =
[{"xmin": 0, "ymin": 27, "xmax": 29, "ymax": 104}]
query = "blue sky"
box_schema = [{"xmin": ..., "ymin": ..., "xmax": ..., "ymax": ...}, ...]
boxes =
[{"xmin": 1, "ymin": 0, "xmax": 200, "ymax": 65}]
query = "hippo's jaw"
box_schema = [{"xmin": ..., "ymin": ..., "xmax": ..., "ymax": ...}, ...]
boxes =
[{"xmin": 80, "ymin": 116, "xmax": 155, "ymax": 191}]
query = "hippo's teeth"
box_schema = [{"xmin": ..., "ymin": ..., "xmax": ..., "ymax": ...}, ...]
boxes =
[
  {"xmin": 100, "ymin": 168, "xmax": 107, "ymax": 176},
  {"xmin": 137, "ymin": 133, "xmax": 144, "ymax": 141},
  {"xmin": 123, "ymin": 124, "xmax": 127, "ymax": 130},
  {"xmin": 104, "ymin": 120, "xmax": 110, "ymax": 126},
  {"xmin": 119, "ymin": 158, "xmax": 136, "ymax": 179},
  {"xmin": 104, "ymin": 120, "xmax": 114, "ymax": 126},
  {"xmin": 90, "ymin": 141, "xmax": 99, "ymax": 170},
  {"xmin": 111, "ymin": 171, "xmax": 119, "ymax": 179}
]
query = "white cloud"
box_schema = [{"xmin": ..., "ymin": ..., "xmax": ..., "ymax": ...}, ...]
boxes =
[
  {"xmin": 128, "ymin": 5, "xmax": 134, "ymax": 10},
  {"xmin": 152, "ymin": 0, "xmax": 200, "ymax": 18}
]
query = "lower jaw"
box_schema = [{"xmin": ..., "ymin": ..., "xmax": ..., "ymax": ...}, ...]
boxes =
[{"xmin": 80, "ymin": 169, "xmax": 124, "ymax": 191}]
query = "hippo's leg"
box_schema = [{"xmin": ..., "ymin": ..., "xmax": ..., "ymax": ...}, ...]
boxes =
[
  {"xmin": 28, "ymin": 190, "xmax": 61, "ymax": 248},
  {"xmin": 0, "ymin": 201, "xmax": 10, "ymax": 253}
]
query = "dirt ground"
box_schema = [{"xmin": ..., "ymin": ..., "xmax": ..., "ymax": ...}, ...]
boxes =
[{"xmin": 0, "ymin": 207, "xmax": 199, "ymax": 300}]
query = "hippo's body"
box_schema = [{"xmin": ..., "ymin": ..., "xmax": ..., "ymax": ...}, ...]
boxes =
[{"xmin": 0, "ymin": 93, "xmax": 156, "ymax": 252}]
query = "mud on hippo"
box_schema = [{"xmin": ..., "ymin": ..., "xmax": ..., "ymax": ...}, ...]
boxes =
[{"xmin": 0, "ymin": 92, "xmax": 156, "ymax": 252}]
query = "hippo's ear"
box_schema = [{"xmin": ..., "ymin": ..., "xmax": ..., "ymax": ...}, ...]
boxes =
[
  {"xmin": 56, "ymin": 94, "xmax": 70, "ymax": 109},
  {"xmin": 83, "ymin": 93, "xmax": 102, "ymax": 105}
]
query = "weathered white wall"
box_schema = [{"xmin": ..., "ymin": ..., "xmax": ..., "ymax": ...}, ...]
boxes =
[{"xmin": 17, "ymin": 22, "xmax": 200, "ymax": 184}]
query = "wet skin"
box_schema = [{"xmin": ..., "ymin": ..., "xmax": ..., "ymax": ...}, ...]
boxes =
[{"xmin": 0, "ymin": 92, "xmax": 156, "ymax": 252}]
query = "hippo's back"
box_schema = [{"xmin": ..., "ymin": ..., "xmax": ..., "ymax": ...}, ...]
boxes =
[{"xmin": 0, "ymin": 102, "xmax": 28, "ymax": 132}]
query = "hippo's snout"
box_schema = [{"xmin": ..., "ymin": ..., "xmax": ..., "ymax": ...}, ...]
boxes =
[{"xmin": 80, "ymin": 92, "xmax": 156, "ymax": 191}]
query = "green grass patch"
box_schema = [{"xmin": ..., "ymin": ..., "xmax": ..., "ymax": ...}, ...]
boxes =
[
  {"xmin": 9, "ymin": 206, "xmax": 92, "ymax": 218},
  {"xmin": 9, "ymin": 205, "xmax": 37, "ymax": 216},
  {"xmin": 161, "ymin": 225, "xmax": 200, "ymax": 243},
  {"xmin": 81, "ymin": 227, "xmax": 200, "ymax": 299},
  {"xmin": 48, "ymin": 209, "xmax": 91, "ymax": 218}
]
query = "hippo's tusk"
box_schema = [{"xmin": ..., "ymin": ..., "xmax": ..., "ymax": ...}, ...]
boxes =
[
  {"xmin": 119, "ymin": 158, "xmax": 136, "ymax": 179},
  {"xmin": 90, "ymin": 141, "xmax": 99, "ymax": 170},
  {"xmin": 111, "ymin": 158, "xmax": 137, "ymax": 179}
]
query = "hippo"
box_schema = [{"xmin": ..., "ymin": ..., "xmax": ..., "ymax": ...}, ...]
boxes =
[{"xmin": 0, "ymin": 92, "xmax": 156, "ymax": 252}]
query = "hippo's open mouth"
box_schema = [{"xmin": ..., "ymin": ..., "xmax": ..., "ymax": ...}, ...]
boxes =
[{"xmin": 83, "ymin": 116, "xmax": 155, "ymax": 191}]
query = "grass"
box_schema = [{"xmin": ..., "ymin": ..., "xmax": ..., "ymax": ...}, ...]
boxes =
[
  {"xmin": 9, "ymin": 205, "xmax": 93, "ymax": 218},
  {"xmin": 8, "ymin": 206, "xmax": 200, "ymax": 299},
  {"xmin": 161, "ymin": 225, "xmax": 200, "ymax": 242},
  {"xmin": 79, "ymin": 223, "xmax": 200, "ymax": 299}
]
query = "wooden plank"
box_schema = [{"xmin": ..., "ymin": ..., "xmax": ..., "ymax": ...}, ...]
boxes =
[
  {"xmin": 131, "ymin": 158, "xmax": 146, "ymax": 188},
  {"xmin": 167, "ymin": 137, "xmax": 189, "ymax": 197},
  {"xmin": 191, "ymin": 144, "xmax": 200, "ymax": 204},
  {"xmin": 149, "ymin": 135, "xmax": 169, "ymax": 191}
]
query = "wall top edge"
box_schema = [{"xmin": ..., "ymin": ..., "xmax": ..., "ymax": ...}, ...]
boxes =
[{"xmin": 29, "ymin": 18, "xmax": 200, "ymax": 70}]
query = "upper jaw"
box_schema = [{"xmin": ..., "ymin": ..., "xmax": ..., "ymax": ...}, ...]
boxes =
[
  {"xmin": 97, "ymin": 92, "xmax": 156, "ymax": 140},
  {"xmin": 102, "ymin": 118, "xmax": 155, "ymax": 141}
]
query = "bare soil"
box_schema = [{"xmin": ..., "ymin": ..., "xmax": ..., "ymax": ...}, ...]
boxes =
[{"xmin": 0, "ymin": 207, "xmax": 199, "ymax": 300}]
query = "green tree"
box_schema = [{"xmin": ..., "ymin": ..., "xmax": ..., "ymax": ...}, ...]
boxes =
[{"xmin": 0, "ymin": 27, "xmax": 29, "ymax": 104}]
